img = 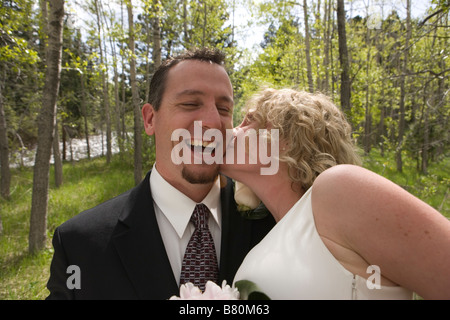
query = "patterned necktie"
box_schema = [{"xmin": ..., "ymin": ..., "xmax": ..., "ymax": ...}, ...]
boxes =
[{"xmin": 180, "ymin": 203, "xmax": 219, "ymax": 291}]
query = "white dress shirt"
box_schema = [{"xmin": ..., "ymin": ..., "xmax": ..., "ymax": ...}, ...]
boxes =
[{"xmin": 150, "ymin": 164, "xmax": 222, "ymax": 286}]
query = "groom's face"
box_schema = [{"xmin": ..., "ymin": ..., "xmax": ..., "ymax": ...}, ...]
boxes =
[{"xmin": 142, "ymin": 60, "xmax": 234, "ymax": 187}]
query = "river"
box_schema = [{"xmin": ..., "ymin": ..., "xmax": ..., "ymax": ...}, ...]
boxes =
[{"xmin": 9, "ymin": 133, "xmax": 120, "ymax": 168}]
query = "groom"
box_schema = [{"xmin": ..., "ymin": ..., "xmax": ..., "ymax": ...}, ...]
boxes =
[{"xmin": 46, "ymin": 48, "xmax": 275, "ymax": 299}]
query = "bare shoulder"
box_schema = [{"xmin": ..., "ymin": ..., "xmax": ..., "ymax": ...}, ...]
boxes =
[
  {"xmin": 311, "ymin": 164, "xmax": 443, "ymax": 228},
  {"xmin": 312, "ymin": 163, "xmax": 427, "ymax": 206},
  {"xmin": 311, "ymin": 164, "xmax": 450, "ymax": 298},
  {"xmin": 313, "ymin": 164, "xmax": 390, "ymax": 195}
]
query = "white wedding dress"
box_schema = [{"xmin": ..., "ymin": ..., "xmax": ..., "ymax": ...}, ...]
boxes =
[{"xmin": 233, "ymin": 187, "xmax": 413, "ymax": 300}]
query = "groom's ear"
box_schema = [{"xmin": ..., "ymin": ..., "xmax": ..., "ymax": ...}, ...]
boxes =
[{"xmin": 142, "ymin": 103, "xmax": 156, "ymax": 136}]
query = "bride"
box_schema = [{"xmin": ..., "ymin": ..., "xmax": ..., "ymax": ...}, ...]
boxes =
[{"xmin": 220, "ymin": 88, "xmax": 450, "ymax": 300}]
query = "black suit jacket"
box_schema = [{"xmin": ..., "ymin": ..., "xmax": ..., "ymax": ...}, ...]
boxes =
[{"xmin": 46, "ymin": 171, "xmax": 274, "ymax": 299}]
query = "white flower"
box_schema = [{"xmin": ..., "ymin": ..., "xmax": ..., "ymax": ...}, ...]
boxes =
[
  {"xmin": 169, "ymin": 281, "xmax": 240, "ymax": 300},
  {"xmin": 234, "ymin": 181, "xmax": 261, "ymax": 211},
  {"xmin": 169, "ymin": 282, "xmax": 203, "ymax": 300},
  {"xmin": 203, "ymin": 280, "xmax": 240, "ymax": 300}
]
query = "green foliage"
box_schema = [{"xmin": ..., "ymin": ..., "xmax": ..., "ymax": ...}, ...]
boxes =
[
  {"xmin": 0, "ymin": 1, "xmax": 42, "ymax": 150},
  {"xmin": 362, "ymin": 150, "xmax": 449, "ymax": 218},
  {"xmin": 0, "ymin": 156, "xmax": 135, "ymax": 300},
  {"xmin": 232, "ymin": 0, "xmax": 449, "ymax": 174},
  {"xmin": 2, "ymin": 0, "xmax": 448, "ymax": 171}
]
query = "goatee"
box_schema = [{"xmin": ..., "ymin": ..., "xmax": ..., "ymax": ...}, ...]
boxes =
[{"xmin": 182, "ymin": 166, "xmax": 219, "ymax": 184}]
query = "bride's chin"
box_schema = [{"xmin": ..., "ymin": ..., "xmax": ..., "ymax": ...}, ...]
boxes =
[
  {"xmin": 219, "ymin": 164, "xmax": 257, "ymax": 184},
  {"xmin": 219, "ymin": 163, "xmax": 243, "ymax": 180},
  {"xmin": 218, "ymin": 163, "xmax": 233, "ymax": 177}
]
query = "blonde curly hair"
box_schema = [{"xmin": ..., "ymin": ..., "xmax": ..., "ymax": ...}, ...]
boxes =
[{"xmin": 245, "ymin": 88, "xmax": 361, "ymax": 190}]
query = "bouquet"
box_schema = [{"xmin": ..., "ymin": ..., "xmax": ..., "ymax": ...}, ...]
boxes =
[
  {"xmin": 169, "ymin": 281, "xmax": 239, "ymax": 300},
  {"xmin": 169, "ymin": 280, "xmax": 269, "ymax": 300}
]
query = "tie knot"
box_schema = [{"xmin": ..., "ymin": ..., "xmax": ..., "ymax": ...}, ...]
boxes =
[{"xmin": 191, "ymin": 204, "xmax": 210, "ymax": 230}]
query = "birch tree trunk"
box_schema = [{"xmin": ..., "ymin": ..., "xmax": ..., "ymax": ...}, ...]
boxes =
[
  {"xmin": 94, "ymin": 0, "xmax": 112, "ymax": 163},
  {"xmin": 152, "ymin": 0, "xmax": 162, "ymax": 70},
  {"xmin": 41, "ymin": 0, "xmax": 62, "ymax": 188},
  {"xmin": 0, "ymin": 75, "xmax": 10, "ymax": 200},
  {"xmin": 127, "ymin": 0, "xmax": 143, "ymax": 185},
  {"xmin": 337, "ymin": 0, "xmax": 351, "ymax": 114},
  {"xmin": 396, "ymin": 0, "xmax": 411, "ymax": 172},
  {"xmin": 202, "ymin": 0, "xmax": 207, "ymax": 48},
  {"xmin": 321, "ymin": 0, "xmax": 331, "ymax": 93},
  {"xmin": 183, "ymin": 0, "xmax": 189, "ymax": 47},
  {"xmin": 53, "ymin": 117, "xmax": 63, "ymax": 187},
  {"xmin": 80, "ymin": 72, "xmax": 91, "ymax": 159},
  {"xmin": 303, "ymin": 0, "xmax": 313, "ymax": 93},
  {"xmin": 29, "ymin": 0, "xmax": 64, "ymax": 253}
]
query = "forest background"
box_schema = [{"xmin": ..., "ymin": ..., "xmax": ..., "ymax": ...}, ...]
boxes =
[{"xmin": 0, "ymin": 0, "xmax": 449, "ymax": 299}]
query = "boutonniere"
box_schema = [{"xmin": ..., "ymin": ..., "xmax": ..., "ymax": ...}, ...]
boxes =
[{"xmin": 234, "ymin": 181, "xmax": 269, "ymax": 219}]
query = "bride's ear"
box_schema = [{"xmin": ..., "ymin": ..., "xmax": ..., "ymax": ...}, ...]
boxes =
[{"xmin": 142, "ymin": 103, "xmax": 156, "ymax": 136}]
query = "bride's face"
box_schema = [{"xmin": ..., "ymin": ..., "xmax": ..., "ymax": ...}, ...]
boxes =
[{"xmin": 220, "ymin": 112, "xmax": 281, "ymax": 180}]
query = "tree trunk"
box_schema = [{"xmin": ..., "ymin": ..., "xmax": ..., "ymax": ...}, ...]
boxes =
[
  {"xmin": 303, "ymin": 0, "xmax": 314, "ymax": 93},
  {"xmin": 395, "ymin": 0, "xmax": 411, "ymax": 172},
  {"xmin": 53, "ymin": 117, "xmax": 63, "ymax": 187},
  {"xmin": 379, "ymin": 79, "xmax": 386, "ymax": 157},
  {"xmin": 143, "ymin": 0, "xmax": 162, "ymax": 160},
  {"xmin": 144, "ymin": 15, "xmax": 152, "ymax": 104},
  {"xmin": 363, "ymin": 26, "xmax": 375, "ymax": 155},
  {"xmin": 322, "ymin": 0, "xmax": 331, "ymax": 93},
  {"xmin": 337, "ymin": 0, "xmax": 351, "ymax": 114},
  {"xmin": 364, "ymin": 86, "xmax": 372, "ymax": 155},
  {"xmin": 120, "ymin": 0, "xmax": 127, "ymax": 146},
  {"xmin": 0, "ymin": 75, "xmax": 11, "ymax": 200},
  {"xmin": 106, "ymin": 23, "xmax": 122, "ymax": 156},
  {"xmin": 421, "ymin": 99, "xmax": 429, "ymax": 174},
  {"xmin": 183, "ymin": 0, "xmax": 189, "ymax": 47},
  {"xmin": 152, "ymin": 0, "xmax": 162, "ymax": 70},
  {"xmin": 29, "ymin": 0, "xmax": 64, "ymax": 254},
  {"xmin": 202, "ymin": 0, "xmax": 207, "ymax": 48},
  {"xmin": 41, "ymin": 0, "xmax": 62, "ymax": 188},
  {"xmin": 112, "ymin": 55, "xmax": 122, "ymax": 155},
  {"xmin": 95, "ymin": 0, "xmax": 112, "ymax": 164},
  {"xmin": 127, "ymin": 0, "xmax": 143, "ymax": 185},
  {"xmin": 80, "ymin": 72, "xmax": 91, "ymax": 159},
  {"xmin": 144, "ymin": 0, "xmax": 161, "ymax": 102}
]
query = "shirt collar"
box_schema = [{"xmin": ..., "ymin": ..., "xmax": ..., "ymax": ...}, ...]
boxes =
[{"xmin": 150, "ymin": 164, "xmax": 221, "ymax": 238}]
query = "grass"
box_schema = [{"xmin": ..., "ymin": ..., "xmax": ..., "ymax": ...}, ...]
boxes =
[
  {"xmin": 0, "ymin": 156, "xmax": 136, "ymax": 300},
  {"xmin": 0, "ymin": 151, "xmax": 448, "ymax": 300}
]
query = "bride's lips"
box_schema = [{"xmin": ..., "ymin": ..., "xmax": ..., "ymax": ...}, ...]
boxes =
[{"xmin": 225, "ymin": 128, "xmax": 240, "ymax": 150}]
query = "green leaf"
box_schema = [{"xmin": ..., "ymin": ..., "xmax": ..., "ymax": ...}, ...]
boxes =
[
  {"xmin": 234, "ymin": 280, "xmax": 271, "ymax": 300},
  {"xmin": 239, "ymin": 202, "xmax": 270, "ymax": 220}
]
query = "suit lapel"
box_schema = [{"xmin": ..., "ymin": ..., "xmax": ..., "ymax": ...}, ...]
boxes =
[
  {"xmin": 112, "ymin": 171, "xmax": 179, "ymax": 300},
  {"xmin": 218, "ymin": 175, "xmax": 253, "ymax": 284}
]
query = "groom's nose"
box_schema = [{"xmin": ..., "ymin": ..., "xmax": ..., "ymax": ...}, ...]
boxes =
[{"xmin": 201, "ymin": 102, "xmax": 222, "ymax": 130}]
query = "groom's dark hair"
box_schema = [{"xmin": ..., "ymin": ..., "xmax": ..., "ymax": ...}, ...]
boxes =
[{"xmin": 148, "ymin": 47, "xmax": 227, "ymax": 111}]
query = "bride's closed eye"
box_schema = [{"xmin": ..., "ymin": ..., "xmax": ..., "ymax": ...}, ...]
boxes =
[{"xmin": 241, "ymin": 113, "xmax": 255, "ymax": 127}]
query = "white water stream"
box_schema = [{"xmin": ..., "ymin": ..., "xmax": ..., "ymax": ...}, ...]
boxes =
[{"xmin": 9, "ymin": 133, "xmax": 120, "ymax": 168}]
